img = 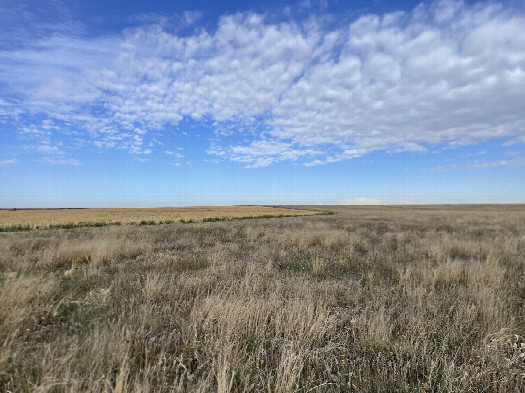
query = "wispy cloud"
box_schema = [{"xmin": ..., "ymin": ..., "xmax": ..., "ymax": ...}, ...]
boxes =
[
  {"xmin": 209, "ymin": 139, "xmax": 322, "ymax": 168},
  {"xmin": 425, "ymin": 156, "xmax": 525, "ymax": 171},
  {"xmin": 502, "ymin": 135, "xmax": 525, "ymax": 146},
  {"xmin": 42, "ymin": 157, "xmax": 81, "ymax": 166},
  {"xmin": 460, "ymin": 150, "xmax": 487, "ymax": 157},
  {"xmin": 0, "ymin": 159, "xmax": 17, "ymax": 165},
  {"xmin": 468, "ymin": 158, "xmax": 525, "ymax": 169},
  {"xmin": 1, "ymin": 1, "xmax": 525, "ymax": 166},
  {"xmin": 33, "ymin": 141, "xmax": 81, "ymax": 165},
  {"xmin": 468, "ymin": 160, "xmax": 508, "ymax": 169}
]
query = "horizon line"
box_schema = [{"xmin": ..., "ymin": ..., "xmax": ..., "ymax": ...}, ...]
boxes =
[{"xmin": 1, "ymin": 203, "xmax": 524, "ymax": 210}]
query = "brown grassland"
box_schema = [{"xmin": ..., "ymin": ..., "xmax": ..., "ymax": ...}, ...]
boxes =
[
  {"xmin": 0, "ymin": 205, "xmax": 524, "ymax": 392},
  {"xmin": 0, "ymin": 206, "xmax": 319, "ymax": 229}
]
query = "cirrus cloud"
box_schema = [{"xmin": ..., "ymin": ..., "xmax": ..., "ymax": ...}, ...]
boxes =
[{"xmin": 0, "ymin": 159, "xmax": 17, "ymax": 165}]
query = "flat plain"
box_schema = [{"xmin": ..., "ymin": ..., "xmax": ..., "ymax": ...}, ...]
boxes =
[
  {"xmin": 0, "ymin": 206, "xmax": 320, "ymax": 229},
  {"xmin": 1, "ymin": 205, "xmax": 524, "ymax": 392}
]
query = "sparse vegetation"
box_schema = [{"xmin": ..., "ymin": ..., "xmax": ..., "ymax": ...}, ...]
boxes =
[
  {"xmin": 179, "ymin": 218, "xmax": 196, "ymax": 224},
  {"xmin": 138, "ymin": 220, "xmax": 157, "ymax": 226},
  {"xmin": 0, "ymin": 222, "xmax": 122, "ymax": 232},
  {"xmin": 0, "ymin": 224, "xmax": 33, "ymax": 232},
  {"xmin": 1, "ymin": 205, "xmax": 524, "ymax": 392},
  {"xmin": 49, "ymin": 221, "xmax": 120, "ymax": 230},
  {"xmin": 200, "ymin": 211, "xmax": 333, "ymax": 223}
]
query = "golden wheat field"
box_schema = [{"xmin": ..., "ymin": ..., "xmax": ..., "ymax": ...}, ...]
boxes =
[
  {"xmin": 1, "ymin": 205, "xmax": 524, "ymax": 392},
  {"xmin": 0, "ymin": 206, "xmax": 318, "ymax": 228}
]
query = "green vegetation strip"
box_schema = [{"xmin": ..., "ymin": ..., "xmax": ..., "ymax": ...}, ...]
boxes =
[
  {"xmin": 0, "ymin": 221, "xmax": 121, "ymax": 232},
  {"xmin": 0, "ymin": 224, "xmax": 34, "ymax": 232},
  {"xmin": 196, "ymin": 211, "xmax": 334, "ymax": 223},
  {"xmin": 138, "ymin": 220, "xmax": 174, "ymax": 225},
  {"xmin": 0, "ymin": 211, "xmax": 333, "ymax": 232}
]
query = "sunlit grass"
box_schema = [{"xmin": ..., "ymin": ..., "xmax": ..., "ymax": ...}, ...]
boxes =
[{"xmin": 1, "ymin": 205, "xmax": 523, "ymax": 392}]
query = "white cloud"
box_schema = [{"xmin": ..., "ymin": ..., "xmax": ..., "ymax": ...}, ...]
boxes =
[
  {"xmin": 336, "ymin": 198, "xmax": 382, "ymax": 205},
  {"xmin": 502, "ymin": 135, "xmax": 525, "ymax": 146},
  {"xmin": 0, "ymin": 159, "xmax": 17, "ymax": 165},
  {"xmin": 37, "ymin": 144, "xmax": 61, "ymax": 155},
  {"xmin": 468, "ymin": 158, "xmax": 525, "ymax": 168},
  {"xmin": 469, "ymin": 160, "xmax": 509, "ymax": 168},
  {"xmin": 42, "ymin": 157, "xmax": 81, "ymax": 166},
  {"xmin": 388, "ymin": 143, "xmax": 428, "ymax": 153},
  {"xmin": 460, "ymin": 150, "xmax": 487, "ymax": 157},
  {"xmin": 209, "ymin": 139, "xmax": 322, "ymax": 167},
  {"xmin": 31, "ymin": 140, "xmax": 81, "ymax": 165},
  {"xmin": 425, "ymin": 155, "xmax": 525, "ymax": 171},
  {"xmin": 1, "ymin": 1, "xmax": 525, "ymax": 166}
]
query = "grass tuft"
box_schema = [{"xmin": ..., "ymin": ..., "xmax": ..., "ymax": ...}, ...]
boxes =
[{"xmin": 138, "ymin": 220, "xmax": 157, "ymax": 226}]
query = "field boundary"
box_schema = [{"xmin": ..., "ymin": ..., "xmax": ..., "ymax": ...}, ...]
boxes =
[{"xmin": 0, "ymin": 210, "xmax": 334, "ymax": 232}]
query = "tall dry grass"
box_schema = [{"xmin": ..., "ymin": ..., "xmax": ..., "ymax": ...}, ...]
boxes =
[{"xmin": 0, "ymin": 205, "xmax": 524, "ymax": 392}]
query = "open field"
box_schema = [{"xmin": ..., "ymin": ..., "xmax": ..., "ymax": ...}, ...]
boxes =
[
  {"xmin": 0, "ymin": 206, "xmax": 322, "ymax": 230},
  {"xmin": 1, "ymin": 205, "xmax": 524, "ymax": 392}
]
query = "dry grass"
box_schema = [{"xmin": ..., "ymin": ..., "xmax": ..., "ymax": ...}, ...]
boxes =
[
  {"xmin": 0, "ymin": 206, "xmax": 320, "ymax": 229},
  {"xmin": 1, "ymin": 205, "xmax": 524, "ymax": 392}
]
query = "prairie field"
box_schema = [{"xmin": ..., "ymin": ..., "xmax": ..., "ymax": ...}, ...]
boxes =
[
  {"xmin": 0, "ymin": 206, "xmax": 320, "ymax": 230},
  {"xmin": 0, "ymin": 205, "xmax": 524, "ymax": 392}
]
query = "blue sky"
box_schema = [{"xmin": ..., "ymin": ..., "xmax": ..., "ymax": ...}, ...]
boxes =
[{"xmin": 0, "ymin": 0, "xmax": 524, "ymax": 207}]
